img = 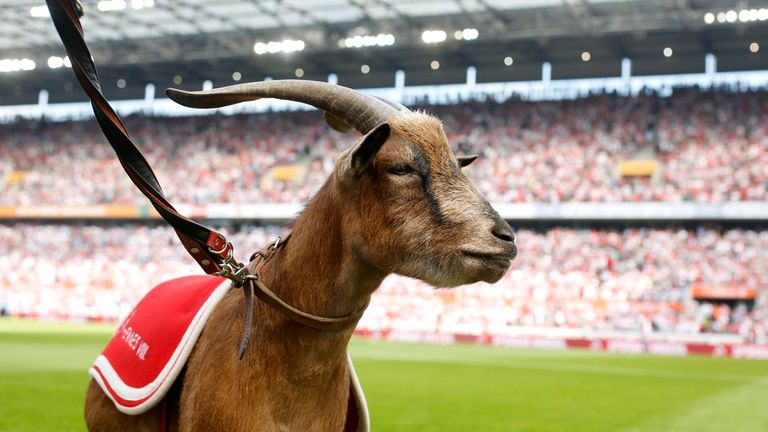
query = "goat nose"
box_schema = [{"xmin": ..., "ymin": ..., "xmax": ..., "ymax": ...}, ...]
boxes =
[{"xmin": 492, "ymin": 220, "xmax": 515, "ymax": 243}]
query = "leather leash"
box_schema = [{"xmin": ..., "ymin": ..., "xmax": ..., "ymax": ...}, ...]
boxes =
[{"xmin": 46, "ymin": 0, "xmax": 364, "ymax": 358}]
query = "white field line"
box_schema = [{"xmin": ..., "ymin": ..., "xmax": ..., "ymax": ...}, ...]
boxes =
[{"xmin": 350, "ymin": 350, "xmax": 768, "ymax": 384}]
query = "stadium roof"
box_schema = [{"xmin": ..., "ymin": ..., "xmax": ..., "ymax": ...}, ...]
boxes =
[{"xmin": 1, "ymin": 0, "xmax": 767, "ymax": 105}]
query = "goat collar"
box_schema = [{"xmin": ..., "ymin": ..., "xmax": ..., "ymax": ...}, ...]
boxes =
[{"xmin": 236, "ymin": 234, "xmax": 366, "ymax": 358}]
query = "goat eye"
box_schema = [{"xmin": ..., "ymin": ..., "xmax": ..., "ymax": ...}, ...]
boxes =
[{"xmin": 387, "ymin": 164, "xmax": 415, "ymax": 176}]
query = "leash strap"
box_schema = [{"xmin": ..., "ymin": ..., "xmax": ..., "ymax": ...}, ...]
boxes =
[
  {"xmin": 46, "ymin": 1, "xmax": 365, "ymax": 352},
  {"xmin": 46, "ymin": 0, "xmax": 236, "ymax": 277}
]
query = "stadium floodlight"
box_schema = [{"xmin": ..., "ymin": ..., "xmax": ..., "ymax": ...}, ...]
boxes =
[
  {"xmin": 422, "ymin": 30, "xmax": 447, "ymax": 44},
  {"xmin": 131, "ymin": 0, "xmax": 154, "ymax": 9},
  {"xmin": 663, "ymin": 47, "xmax": 673, "ymax": 57},
  {"xmin": 462, "ymin": 28, "xmax": 479, "ymax": 40},
  {"xmin": 48, "ymin": 56, "xmax": 63, "ymax": 69},
  {"xmin": 725, "ymin": 10, "xmax": 738, "ymax": 22},
  {"xmin": 294, "ymin": 68, "xmax": 305, "ymax": 78},
  {"xmin": 454, "ymin": 28, "xmax": 478, "ymax": 40},
  {"xmin": 360, "ymin": 64, "xmax": 370, "ymax": 74},
  {"xmin": 232, "ymin": 72, "xmax": 242, "ymax": 81},
  {"xmin": 759, "ymin": 8, "xmax": 768, "ymax": 21},
  {"xmin": 716, "ymin": 12, "xmax": 727, "ymax": 23},
  {"xmin": 581, "ymin": 51, "xmax": 591, "ymax": 62},
  {"xmin": 739, "ymin": 10, "xmax": 749, "ymax": 22},
  {"xmin": 30, "ymin": 6, "xmax": 50, "ymax": 17},
  {"xmin": 342, "ymin": 34, "xmax": 395, "ymax": 49},
  {"xmin": 97, "ymin": 0, "xmax": 126, "ymax": 11},
  {"xmin": 254, "ymin": 39, "xmax": 305, "ymax": 55},
  {"xmin": 97, "ymin": 0, "xmax": 152, "ymax": 12},
  {"xmin": 430, "ymin": 60, "xmax": 440, "ymax": 70},
  {"xmin": 116, "ymin": 78, "xmax": 126, "ymax": 88},
  {"xmin": 47, "ymin": 56, "xmax": 72, "ymax": 69},
  {"xmin": 738, "ymin": 8, "xmax": 761, "ymax": 22},
  {"xmin": 0, "ymin": 58, "xmax": 36, "ymax": 73},
  {"xmin": 750, "ymin": 42, "xmax": 760, "ymax": 53},
  {"xmin": 504, "ymin": 56, "xmax": 514, "ymax": 66},
  {"xmin": 703, "ymin": 12, "xmax": 715, "ymax": 24}
]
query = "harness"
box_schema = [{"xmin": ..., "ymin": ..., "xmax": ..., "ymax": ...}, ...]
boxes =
[{"xmin": 46, "ymin": 0, "xmax": 363, "ymax": 357}]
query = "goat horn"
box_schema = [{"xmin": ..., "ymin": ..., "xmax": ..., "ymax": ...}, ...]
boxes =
[{"xmin": 166, "ymin": 80, "xmax": 402, "ymax": 134}]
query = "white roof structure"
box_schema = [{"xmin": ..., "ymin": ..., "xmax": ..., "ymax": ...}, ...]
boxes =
[{"xmin": 1, "ymin": 0, "xmax": 766, "ymax": 104}]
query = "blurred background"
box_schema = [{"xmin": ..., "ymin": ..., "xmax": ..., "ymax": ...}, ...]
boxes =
[{"xmin": 0, "ymin": 1, "xmax": 767, "ymax": 431}]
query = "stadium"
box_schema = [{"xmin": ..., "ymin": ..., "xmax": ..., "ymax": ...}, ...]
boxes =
[{"xmin": 1, "ymin": 0, "xmax": 768, "ymax": 430}]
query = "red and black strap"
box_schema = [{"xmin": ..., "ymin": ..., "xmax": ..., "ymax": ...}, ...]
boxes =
[
  {"xmin": 46, "ymin": 1, "xmax": 365, "ymax": 350},
  {"xmin": 46, "ymin": 0, "xmax": 234, "ymax": 276}
]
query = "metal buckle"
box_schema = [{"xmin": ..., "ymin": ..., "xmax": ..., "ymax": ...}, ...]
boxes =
[{"xmin": 209, "ymin": 244, "xmax": 252, "ymax": 286}]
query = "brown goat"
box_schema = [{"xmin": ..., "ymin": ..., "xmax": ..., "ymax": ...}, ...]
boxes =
[{"xmin": 84, "ymin": 81, "xmax": 516, "ymax": 431}]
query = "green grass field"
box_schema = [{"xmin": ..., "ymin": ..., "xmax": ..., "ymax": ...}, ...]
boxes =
[{"xmin": 1, "ymin": 318, "xmax": 767, "ymax": 432}]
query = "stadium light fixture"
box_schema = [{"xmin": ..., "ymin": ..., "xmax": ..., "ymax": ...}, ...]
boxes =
[
  {"xmin": 97, "ymin": 0, "xmax": 152, "ymax": 11},
  {"xmin": 130, "ymin": 0, "xmax": 154, "ymax": 9},
  {"xmin": 0, "ymin": 58, "xmax": 36, "ymax": 73},
  {"xmin": 708, "ymin": 8, "xmax": 767, "ymax": 24},
  {"xmin": 254, "ymin": 40, "xmax": 305, "ymax": 55},
  {"xmin": 750, "ymin": 42, "xmax": 760, "ymax": 53},
  {"xmin": 422, "ymin": 30, "xmax": 447, "ymax": 44},
  {"xmin": 232, "ymin": 71, "xmax": 242, "ymax": 81},
  {"xmin": 342, "ymin": 34, "xmax": 395, "ymax": 48},
  {"xmin": 47, "ymin": 56, "xmax": 72, "ymax": 69},
  {"xmin": 97, "ymin": 0, "xmax": 126, "ymax": 11},
  {"xmin": 716, "ymin": 12, "xmax": 727, "ymax": 23},
  {"xmin": 663, "ymin": 47, "xmax": 673, "ymax": 57},
  {"xmin": 173, "ymin": 75, "xmax": 183, "ymax": 85},
  {"xmin": 581, "ymin": 51, "xmax": 591, "ymax": 62},
  {"xmin": 294, "ymin": 68, "xmax": 305, "ymax": 78},
  {"xmin": 116, "ymin": 78, "xmax": 126, "ymax": 88},
  {"xmin": 360, "ymin": 64, "xmax": 370, "ymax": 74},
  {"xmin": 30, "ymin": 6, "xmax": 50, "ymax": 17},
  {"xmin": 430, "ymin": 60, "xmax": 440, "ymax": 70},
  {"xmin": 504, "ymin": 56, "xmax": 514, "ymax": 66},
  {"xmin": 739, "ymin": 10, "xmax": 749, "ymax": 22},
  {"xmin": 454, "ymin": 28, "xmax": 479, "ymax": 41}
]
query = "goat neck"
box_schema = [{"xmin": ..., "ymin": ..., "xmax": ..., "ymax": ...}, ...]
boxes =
[{"xmin": 255, "ymin": 178, "xmax": 385, "ymax": 369}]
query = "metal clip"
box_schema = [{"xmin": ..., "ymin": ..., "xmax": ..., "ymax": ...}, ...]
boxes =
[{"xmin": 209, "ymin": 244, "xmax": 251, "ymax": 286}]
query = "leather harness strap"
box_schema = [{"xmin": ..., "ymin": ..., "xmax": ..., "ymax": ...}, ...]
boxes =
[
  {"xmin": 247, "ymin": 235, "xmax": 367, "ymax": 333},
  {"xmin": 46, "ymin": 0, "xmax": 364, "ymax": 357}
]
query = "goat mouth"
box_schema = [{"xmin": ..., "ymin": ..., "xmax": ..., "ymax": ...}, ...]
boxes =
[{"xmin": 461, "ymin": 250, "xmax": 516, "ymax": 265}]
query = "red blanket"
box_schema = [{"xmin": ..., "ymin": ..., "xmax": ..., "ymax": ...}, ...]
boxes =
[
  {"xmin": 89, "ymin": 275, "xmax": 370, "ymax": 431},
  {"xmin": 90, "ymin": 275, "xmax": 230, "ymax": 414}
]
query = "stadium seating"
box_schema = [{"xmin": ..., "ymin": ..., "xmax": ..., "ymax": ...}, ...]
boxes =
[
  {"xmin": 0, "ymin": 224, "xmax": 764, "ymax": 344},
  {"xmin": 1, "ymin": 87, "xmax": 767, "ymax": 205}
]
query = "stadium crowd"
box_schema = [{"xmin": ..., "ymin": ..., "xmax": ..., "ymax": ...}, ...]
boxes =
[
  {"xmin": 1, "ymin": 87, "xmax": 767, "ymax": 205},
  {"xmin": 1, "ymin": 223, "xmax": 765, "ymax": 343}
]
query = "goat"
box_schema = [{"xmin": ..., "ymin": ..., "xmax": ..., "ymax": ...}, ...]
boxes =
[{"xmin": 83, "ymin": 80, "xmax": 517, "ymax": 431}]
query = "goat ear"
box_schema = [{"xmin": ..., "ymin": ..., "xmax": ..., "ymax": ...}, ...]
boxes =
[
  {"xmin": 342, "ymin": 122, "xmax": 391, "ymax": 177},
  {"xmin": 457, "ymin": 154, "xmax": 478, "ymax": 168}
]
